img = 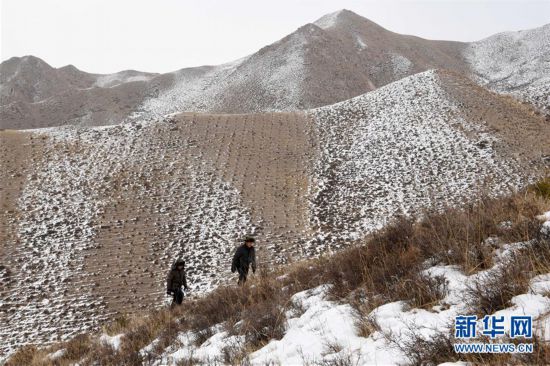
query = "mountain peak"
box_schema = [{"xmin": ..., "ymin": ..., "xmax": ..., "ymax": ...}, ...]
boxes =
[
  {"xmin": 58, "ymin": 64, "xmax": 80, "ymax": 72},
  {"xmin": 19, "ymin": 55, "xmax": 50, "ymax": 66},
  {"xmin": 313, "ymin": 9, "xmax": 363, "ymax": 29},
  {"xmin": 0, "ymin": 55, "xmax": 54, "ymax": 79}
]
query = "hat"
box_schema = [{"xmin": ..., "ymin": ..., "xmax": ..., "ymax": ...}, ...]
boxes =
[{"xmin": 244, "ymin": 236, "xmax": 255, "ymax": 243}]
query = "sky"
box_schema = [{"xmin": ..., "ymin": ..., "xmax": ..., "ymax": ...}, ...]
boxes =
[{"xmin": 1, "ymin": 0, "xmax": 549, "ymax": 74}]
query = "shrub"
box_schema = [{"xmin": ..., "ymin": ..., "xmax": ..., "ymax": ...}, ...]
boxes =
[
  {"xmin": 387, "ymin": 325, "xmax": 550, "ymax": 366},
  {"xmin": 530, "ymin": 176, "xmax": 550, "ymax": 199},
  {"xmin": 465, "ymin": 254, "xmax": 531, "ymax": 316}
]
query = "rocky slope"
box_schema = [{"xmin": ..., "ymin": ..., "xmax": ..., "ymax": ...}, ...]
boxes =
[
  {"xmin": 2, "ymin": 10, "xmax": 547, "ymax": 129},
  {"xmin": 1, "ymin": 70, "xmax": 549, "ymax": 358}
]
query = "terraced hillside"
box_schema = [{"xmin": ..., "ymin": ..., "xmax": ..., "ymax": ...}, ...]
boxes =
[
  {"xmin": 0, "ymin": 112, "xmax": 315, "ymax": 357},
  {"xmin": 1, "ymin": 70, "xmax": 549, "ymax": 358},
  {"xmin": 308, "ymin": 70, "xmax": 550, "ymax": 243}
]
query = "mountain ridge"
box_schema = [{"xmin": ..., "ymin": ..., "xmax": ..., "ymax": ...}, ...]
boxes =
[{"xmin": 2, "ymin": 9, "xmax": 547, "ymax": 129}]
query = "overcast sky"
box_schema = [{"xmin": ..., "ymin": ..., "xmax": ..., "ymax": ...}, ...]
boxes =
[{"xmin": 1, "ymin": 0, "xmax": 549, "ymax": 74}]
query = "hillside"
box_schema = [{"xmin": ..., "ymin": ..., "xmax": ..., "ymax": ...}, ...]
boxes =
[
  {"xmin": 1, "ymin": 69, "xmax": 549, "ymax": 359},
  {"xmin": 0, "ymin": 56, "xmax": 156, "ymax": 105},
  {"xmin": 464, "ymin": 24, "xmax": 550, "ymax": 116},
  {"xmin": 2, "ymin": 10, "xmax": 547, "ymax": 129},
  {"xmin": 6, "ymin": 188, "xmax": 550, "ymax": 365},
  {"xmin": 308, "ymin": 70, "xmax": 549, "ymax": 244},
  {"xmin": 0, "ymin": 56, "xmax": 157, "ymax": 129},
  {"xmin": 139, "ymin": 10, "xmax": 467, "ymax": 118}
]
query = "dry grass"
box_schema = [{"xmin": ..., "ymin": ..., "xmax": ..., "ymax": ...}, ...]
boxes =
[
  {"xmin": 6, "ymin": 185, "xmax": 549, "ymax": 365},
  {"xmin": 385, "ymin": 324, "xmax": 550, "ymax": 366},
  {"xmin": 396, "ymin": 273, "xmax": 448, "ymax": 309},
  {"xmin": 465, "ymin": 254, "xmax": 532, "ymax": 316},
  {"xmin": 318, "ymin": 191, "xmax": 547, "ymax": 316},
  {"xmin": 523, "ymin": 236, "xmax": 550, "ymax": 275},
  {"xmin": 382, "ymin": 324, "xmax": 458, "ymax": 366},
  {"xmin": 530, "ymin": 176, "xmax": 550, "ymax": 199},
  {"xmin": 220, "ymin": 338, "xmax": 252, "ymax": 366},
  {"xmin": 4, "ymin": 346, "xmax": 50, "ymax": 366}
]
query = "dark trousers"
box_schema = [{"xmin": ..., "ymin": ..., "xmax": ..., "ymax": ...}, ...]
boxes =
[
  {"xmin": 238, "ymin": 268, "xmax": 249, "ymax": 285},
  {"xmin": 172, "ymin": 288, "xmax": 184, "ymax": 305}
]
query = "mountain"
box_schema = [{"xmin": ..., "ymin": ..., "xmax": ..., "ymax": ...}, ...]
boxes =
[
  {"xmin": 0, "ymin": 55, "xmax": 157, "ymax": 129},
  {"xmin": 1, "ymin": 69, "xmax": 549, "ymax": 357},
  {"xmin": 0, "ymin": 56, "xmax": 94, "ymax": 104},
  {"xmin": 0, "ymin": 56, "xmax": 157, "ymax": 104},
  {"xmin": 310, "ymin": 69, "xmax": 550, "ymax": 242},
  {"xmin": 464, "ymin": 24, "xmax": 550, "ymax": 116},
  {"xmin": 140, "ymin": 10, "xmax": 468, "ymax": 118},
  {"xmin": 2, "ymin": 10, "xmax": 546, "ymax": 129}
]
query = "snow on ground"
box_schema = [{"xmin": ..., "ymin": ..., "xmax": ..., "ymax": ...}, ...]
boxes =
[
  {"xmin": 137, "ymin": 24, "xmax": 308, "ymax": 119},
  {"xmin": 3, "ymin": 70, "xmax": 546, "ymax": 360},
  {"xmin": 307, "ymin": 70, "xmax": 527, "ymax": 250},
  {"xmin": 249, "ymin": 285, "xmax": 402, "ymax": 365},
  {"xmin": 0, "ymin": 117, "xmax": 256, "ymax": 357},
  {"xmin": 541, "ymin": 211, "xmax": 550, "ymax": 238},
  {"xmin": 149, "ymin": 231, "xmax": 550, "ymax": 365},
  {"xmin": 363, "ymin": 239, "xmax": 550, "ymax": 365},
  {"xmin": 538, "ymin": 211, "xmax": 550, "ymax": 222},
  {"xmin": 28, "ymin": 118, "xmax": 254, "ymax": 292},
  {"xmin": 150, "ymin": 326, "xmax": 245, "ymax": 365},
  {"xmin": 544, "ymin": 221, "xmax": 550, "ymax": 237},
  {"xmin": 138, "ymin": 59, "xmax": 245, "ymax": 118},
  {"xmin": 1, "ymin": 128, "xmax": 112, "ymax": 354},
  {"xmin": 250, "ymin": 25, "xmax": 309, "ymax": 112},
  {"xmin": 93, "ymin": 72, "xmax": 154, "ymax": 88},
  {"xmin": 313, "ymin": 10, "xmax": 345, "ymax": 29},
  {"xmin": 47, "ymin": 348, "xmax": 66, "ymax": 360},
  {"xmin": 100, "ymin": 333, "xmax": 124, "ymax": 351},
  {"xmin": 355, "ymin": 34, "xmax": 368, "ymax": 50},
  {"xmin": 390, "ymin": 53, "xmax": 412, "ymax": 78},
  {"xmin": 464, "ymin": 24, "xmax": 550, "ymax": 115}
]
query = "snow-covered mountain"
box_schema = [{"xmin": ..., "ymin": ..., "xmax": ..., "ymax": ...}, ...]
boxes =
[
  {"xmin": 139, "ymin": 10, "xmax": 467, "ymax": 118},
  {"xmin": 1, "ymin": 69, "xmax": 549, "ymax": 357},
  {"xmin": 2, "ymin": 10, "xmax": 547, "ymax": 129},
  {"xmin": 308, "ymin": 69, "xmax": 549, "ymax": 246},
  {"xmin": 465, "ymin": 24, "xmax": 550, "ymax": 116}
]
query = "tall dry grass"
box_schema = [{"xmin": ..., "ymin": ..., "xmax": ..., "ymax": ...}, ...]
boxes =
[{"xmin": 6, "ymin": 184, "xmax": 550, "ymax": 365}]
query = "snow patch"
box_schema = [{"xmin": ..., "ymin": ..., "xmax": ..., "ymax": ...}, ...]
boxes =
[
  {"xmin": 47, "ymin": 348, "xmax": 66, "ymax": 360},
  {"xmin": 390, "ymin": 53, "xmax": 412, "ymax": 77},
  {"xmin": 94, "ymin": 72, "xmax": 153, "ymax": 88},
  {"xmin": 355, "ymin": 34, "xmax": 367, "ymax": 50},
  {"xmin": 100, "ymin": 333, "xmax": 124, "ymax": 351},
  {"xmin": 314, "ymin": 10, "xmax": 345, "ymax": 29}
]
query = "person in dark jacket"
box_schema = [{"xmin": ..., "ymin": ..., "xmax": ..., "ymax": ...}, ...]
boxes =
[
  {"xmin": 231, "ymin": 236, "xmax": 256, "ymax": 285},
  {"xmin": 166, "ymin": 258, "xmax": 189, "ymax": 305}
]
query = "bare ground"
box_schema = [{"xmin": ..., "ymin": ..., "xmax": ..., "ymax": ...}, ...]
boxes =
[
  {"xmin": 438, "ymin": 70, "xmax": 550, "ymax": 170},
  {"xmin": 0, "ymin": 111, "xmax": 316, "ymax": 356}
]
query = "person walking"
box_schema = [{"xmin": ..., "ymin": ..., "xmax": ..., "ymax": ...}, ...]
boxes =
[
  {"xmin": 166, "ymin": 258, "xmax": 189, "ymax": 305},
  {"xmin": 231, "ymin": 236, "xmax": 256, "ymax": 285}
]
